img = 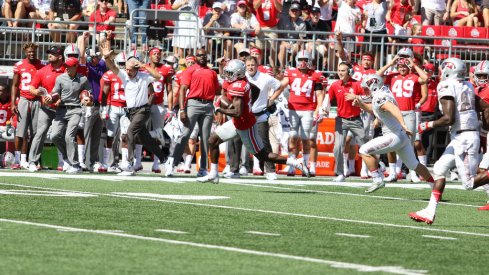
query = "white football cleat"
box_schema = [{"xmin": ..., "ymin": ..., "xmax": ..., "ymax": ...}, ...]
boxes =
[
  {"xmin": 365, "ymin": 177, "xmax": 385, "ymax": 193},
  {"xmin": 222, "ymin": 164, "xmax": 230, "ymax": 174},
  {"xmin": 239, "ymin": 166, "xmax": 248, "ymax": 176},
  {"xmin": 164, "ymin": 160, "xmax": 174, "ymax": 177},
  {"xmin": 293, "ymin": 158, "xmax": 310, "ymax": 178},
  {"xmin": 28, "ymin": 163, "xmax": 39, "ymax": 172},
  {"xmin": 20, "ymin": 161, "xmax": 29, "ymax": 170},
  {"xmin": 410, "ymin": 171, "xmax": 421, "ymax": 183},
  {"xmin": 223, "ymin": 172, "xmax": 240, "ymax": 179},
  {"xmin": 385, "ymin": 174, "xmax": 397, "ymax": 182},
  {"xmin": 408, "ymin": 208, "xmax": 435, "ymax": 224},
  {"xmin": 118, "ymin": 170, "xmax": 135, "ymax": 176},
  {"xmin": 333, "ymin": 175, "xmax": 346, "ymax": 182},
  {"xmin": 265, "ymin": 172, "xmax": 278, "ymax": 181},
  {"xmin": 196, "ymin": 173, "xmax": 219, "ymax": 184},
  {"xmin": 66, "ymin": 166, "xmax": 81, "ymax": 174}
]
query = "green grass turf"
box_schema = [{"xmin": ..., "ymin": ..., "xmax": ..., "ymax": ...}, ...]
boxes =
[{"xmin": 0, "ymin": 172, "xmax": 488, "ymax": 274}]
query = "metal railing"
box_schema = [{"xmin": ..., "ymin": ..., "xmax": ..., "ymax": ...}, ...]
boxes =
[{"xmin": 1, "ymin": 15, "xmax": 489, "ymax": 75}]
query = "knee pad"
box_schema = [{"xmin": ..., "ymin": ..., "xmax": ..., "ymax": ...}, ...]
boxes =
[{"xmin": 433, "ymin": 162, "xmax": 449, "ymax": 180}]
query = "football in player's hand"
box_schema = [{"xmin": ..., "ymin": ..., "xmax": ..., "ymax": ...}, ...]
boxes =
[{"xmin": 220, "ymin": 96, "xmax": 234, "ymax": 109}]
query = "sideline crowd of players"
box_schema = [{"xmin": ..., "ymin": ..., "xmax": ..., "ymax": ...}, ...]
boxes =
[{"xmin": 3, "ymin": 30, "xmax": 489, "ymax": 224}]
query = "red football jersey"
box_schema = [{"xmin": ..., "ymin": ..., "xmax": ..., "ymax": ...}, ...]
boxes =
[
  {"xmin": 102, "ymin": 71, "xmax": 126, "ymax": 107},
  {"xmin": 258, "ymin": 65, "xmax": 273, "ymax": 76},
  {"xmin": 13, "ymin": 59, "xmax": 45, "ymax": 100},
  {"xmin": 385, "ymin": 73, "xmax": 420, "ymax": 111},
  {"xmin": 285, "ymin": 68, "xmax": 324, "ymax": 111},
  {"xmin": 223, "ymin": 79, "xmax": 256, "ymax": 130},
  {"xmin": 421, "ymin": 78, "xmax": 439, "ymax": 113},
  {"xmin": 0, "ymin": 101, "xmax": 12, "ymax": 127},
  {"xmin": 351, "ymin": 64, "xmax": 376, "ymax": 82},
  {"xmin": 147, "ymin": 63, "xmax": 174, "ymax": 105}
]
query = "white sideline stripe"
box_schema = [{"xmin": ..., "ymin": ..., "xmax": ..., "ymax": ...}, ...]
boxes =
[
  {"xmin": 155, "ymin": 229, "xmax": 187, "ymax": 234},
  {"xmin": 246, "ymin": 231, "xmax": 281, "ymax": 237},
  {"xmin": 422, "ymin": 235, "xmax": 457, "ymax": 240},
  {"xmin": 1, "ymin": 182, "xmax": 488, "ymax": 239},
  {"xmin": 335, "ymin": 233, "xmax": 371, "ymax": 238},
  {"xmin": 0, "ymin": 218, "xmax": 427, "ymax": 275},
  {"xmin": 0, "ymin": 173, "xmax": 483, "ymax": 209},
  {"xmin": 57, "ymin": 229, "xmax": 124, "ymax": 233}
]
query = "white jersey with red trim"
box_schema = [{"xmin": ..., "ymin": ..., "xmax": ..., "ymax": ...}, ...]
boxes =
[
  {"xmin": 102, "ymin": 71, "xmax": 126, "ymax": 107},
  {"xmin": 284, "ymin": 68, "xmax": 324, "ymax": 111},
  {"xmin": 437, "ymin": 79, "xmax": 478, "ymax": 135}
]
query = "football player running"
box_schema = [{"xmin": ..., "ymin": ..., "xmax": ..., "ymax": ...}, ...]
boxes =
[
  {"xmin": 280, "ymin": 50, "xmax": 325, "ymax": 176},
  {"xmin": 348, "ymin": 74, "xmax": 434, "ymax": 193},
  {"xmin": 197, "ymin": 60, "xmax": 310, "ymax": 183},
  {"xmin": 409, "ymin": 58, "xmax": 486, "ymax": 224},
  {"xmin": 377, "ymin": 48, "xmax": 428, "ymax": 182}
]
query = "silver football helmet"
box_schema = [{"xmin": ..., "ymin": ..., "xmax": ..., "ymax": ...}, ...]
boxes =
[
  {"xmin": 115, "ymin": 52, "xmax": 127, "ymax": 69},
  {"xmin": 474, "ymin": 61, "xmax": 489, "ymax": 87},
  {"xmin": 295, "ymin": 50, "xmax": 313, "ymax": 70},
  {"xmin": 1, "ymin": 151, "xmax": 14, "ymax": 167},
  {"xmin": 64, "ymin": 43, "xmax": 80, "ymax": 59},
  {"xmin": 361, "ymin": 74, "xmax": 384, "ymax": 95},
  {"xmin": 223, "ymin": 59, "xmax": 246, "ymax": 82},
  {"xmin": 440, "ymin": 58, "xmax": 466, "ymax": 81},
  {"xmin": 397, "ymin": 47, "xmax": 413, "ymax": 58}
]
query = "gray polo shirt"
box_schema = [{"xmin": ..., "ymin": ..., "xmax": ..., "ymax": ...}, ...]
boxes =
[
  {"xmin": 52, "ymin": 73, "xmax": 92, "ymax": 107},
  {"xmin": 117, "ymin": 70, "xmax": 155, "ymax": 108}
]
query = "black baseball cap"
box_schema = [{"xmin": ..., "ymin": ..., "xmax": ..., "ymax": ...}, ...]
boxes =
[
  {"xmin": 311, "ymin": 7, "xmax": 321, "ymax": 13},
  {"xmin": 46, "ymin": 46, "xmax": 62, "ymax": 55}
]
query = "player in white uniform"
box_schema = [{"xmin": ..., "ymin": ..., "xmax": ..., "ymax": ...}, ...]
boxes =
[
  {"xmin": 409, "ymin": 58, "xmax": 484, "ymax": 224},
  {"xmin": 349, "ymin": 74, "xmax": 434, "ymax": 193}
]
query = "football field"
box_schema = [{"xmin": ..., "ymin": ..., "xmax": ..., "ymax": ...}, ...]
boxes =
[{"xmin": 0, "ymin": 171, "xmax": 488, "ymax": 275}]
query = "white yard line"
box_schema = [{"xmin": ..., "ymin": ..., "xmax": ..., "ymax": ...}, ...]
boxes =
[
  {"xmin": 335, "ymin": 233, "xmax": 371, "ymax": 238},
  {"xmin": 1, "ymin": 182, "xmax": 488, "ymax": 238},
  {"xmin": 421, "ymin": 235, "xmax": 458, "ymax": 240},
  {"xmin": 0, "ymin": 218, "xmax": 427, "ymax": 275},
  {"xmin": 155, "ymin": 229, "xmax": 188, "ymax": 234},
  {"xmin": 245, "ymin": 231, "xmax": 281, "ymax": 237}
]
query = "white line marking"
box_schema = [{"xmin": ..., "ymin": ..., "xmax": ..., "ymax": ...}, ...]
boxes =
[
  {"xmin": 0, "ymin": 218, "xmax": 427, "ymax": 275},
  {"xmin": 0, "ymin": 190, "xmax": 97, "ymax": 197},
  {"xmin": 112, "ymin": 193, "xmax": 229, "ymax": 200},
  {"xmin": 246, "ymin": 231, "xmax": 281, "ymax": 237},
  {"xmin": 155, "ymin": 229, "xmax": 188, "ymax": 234},
  {"xmin": 422, "ymin": 235, "xmax": 458, "ymax": 240},
  {"xmin": 1, "ymin": 182, "xmax": 488, "ymax": 238},
  {"xmin": 335, "ymin": 233, "xmax": 371, "ymax": 238}
]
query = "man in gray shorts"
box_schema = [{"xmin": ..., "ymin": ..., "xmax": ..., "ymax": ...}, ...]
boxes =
[{"xmin": 50, "ymin": 57, "xmax": 92, "ymax": 173}]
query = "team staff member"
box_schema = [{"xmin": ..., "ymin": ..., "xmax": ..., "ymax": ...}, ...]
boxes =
[
  {"xmin": 50, "ymin": 57, "xmax": 92, "ymax": 173},
  {"xmin": 101, "ymin": 40, "xmax": 165, "ymax": 175},
  {"xmin": 327, "ymin": 62, "xmax": 366, "ymax": 182},
  {"xmin": 27, "ymin": 46, "xmax": 66, "ymax": 172},
  {"xmin": 165, "ymin": 48, "xmax": 220, "ymax": 177},
  {"xmin": 11, "ymin": 42, "xmax": 45, "ymax": 169}
]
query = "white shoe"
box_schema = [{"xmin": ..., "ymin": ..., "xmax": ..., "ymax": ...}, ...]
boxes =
[
  {"xmin": 92, "ymin": 162, "xmax": 102, "ymax": 173},
  {"xmin": 365, "ymin": 177, "xmax": 385, "ymax": 193},
  {"xmin": 410, "ymin": 171, "xmax": 421, "ymax": 183},
  {"xmin": 80, "ymin": 163, "xmax": 88, "ymax": 171},
  {"xmin": 223, "ymin": 172, "xmax": 240, "ymax": 179},
  {"xmin": 265, "ymin": 172, "xmax": 278, "ymax": 181},
  {"xmin": 108, "ymin": 165, "xmax": 122, "ymax": 173},
  {"xmin": 66, "ymin": 166, "xmax": 81, "ymax": 174},
  {"xmin": 385, "ymin": 174, "xmax": 397, "ymax": 182},
  {"xmin": 117, "ymin": 170, "xmax": 135, "ymax": 176},
  {"xmin": 333, "ymin": 175, "xmax": 346, "ymax": 182},
  {"xmin": 408, "ymin": 208, "xmax": 435, "ymax": 224},
  {"xmin": 239, "ymin": 166, "xmax": 248, "ymax": 176},
  {"xmin": 28, "ymin": 163, "xmax": 39, "ymax": 172},
  {"xmin": 196, "ymin": 173, "xmax": 219, "ymax": 184},
  {"xmin": 164, "ymin": 160, "xmax": 174, "ymax": 177},
  {"xmin": 62, "ymin": 162, "xmax": 71, "ymax": 172},
  {"xmin": 293, "ymin": 158, "xmax": 310, "ymax": 177},
  {"xmin": 197, "ymin": 168, "xmax": 208, "ymax": 177},
  {"xmin": 223, "ymin": 165, "xmax": 230, "ymax": 174},
  {"xmin": 20, "ymin": 161, "xmax": 29, "ymax": 169}
]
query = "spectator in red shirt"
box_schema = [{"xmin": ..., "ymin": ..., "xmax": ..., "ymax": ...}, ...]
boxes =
[
  {"xmin": 450, "ymin": 0, "xmax": 480, "ymax": 26},
  {"xmin": 253, "ymin": 0, "xmax": 282, "ymax": 67},
  {"xmin": 387, "ymin": 0, "xmax": 413, "ymax": 54},
  {"xmin": 327, "ymin": 62, "xmax": 366, "ymax": 182},
  {"xmin": 89, "ymin": 0, "xmax": 117, "ymax": 41},
  {"xmin": 408, "ymin": 24, "xmax": 427, "ymax": 56},
  {"xmin": 165, "ymin": 48, "xmax": 220, "ymax": 178}
]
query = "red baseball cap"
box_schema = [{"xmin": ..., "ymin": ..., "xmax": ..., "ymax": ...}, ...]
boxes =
[
  {"xmin": 65, "ymin": 57, "xmax": 79, "ymax": 67},
  {"xmin": 250, "ymin": 47, "xmax": 262, "ymax": 55},
  {"xmin": 237, "ymin": 0, "xmax": 247, "ymax": 6}
]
